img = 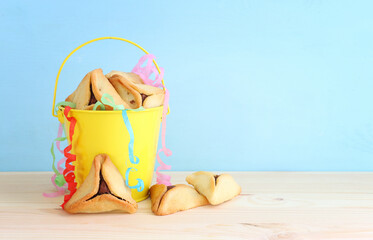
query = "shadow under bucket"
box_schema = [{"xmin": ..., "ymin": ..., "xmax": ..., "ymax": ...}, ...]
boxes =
[{"xmin": 58, "ymin": 106, "xmax": 163, "ymax": 202}]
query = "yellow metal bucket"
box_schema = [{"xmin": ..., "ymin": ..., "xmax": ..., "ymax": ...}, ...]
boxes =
[
  {"xmin": 58, "ymin": 107, "xmax": 162, "ymax": 202},
  {"xmin": 52, "ymin": 37, "xmax": 168, "ymax": 202}
]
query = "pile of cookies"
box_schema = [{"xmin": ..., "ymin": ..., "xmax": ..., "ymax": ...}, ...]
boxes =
[
  {"xmin": 63, "ymin": 154, "xmax": 241, "ymax": 215},
  {"xmin": 66, "ymin": 69, "xmax": 165, "ymax": 110}
]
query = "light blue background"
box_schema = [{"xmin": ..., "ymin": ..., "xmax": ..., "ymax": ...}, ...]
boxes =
[{"xmin": 0, "ymin": 0, "xmax": 372, "ymax": 171}]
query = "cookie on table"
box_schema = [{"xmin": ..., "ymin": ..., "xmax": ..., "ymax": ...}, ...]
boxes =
[
  {"xmin": 64, "ymin": 154, "xmax": 138, "ymax": 214},
  {"xmin": 150, "ymin": 184, "xmax": 209, "ymax": 216},
  {"xmin": 186, "ymin": 171, "xmax": 241, "ymax": 205}
]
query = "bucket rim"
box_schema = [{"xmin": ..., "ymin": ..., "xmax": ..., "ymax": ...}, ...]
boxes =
[{"xmin": 58, "ymin": 106, "xmax": 163, "ymax": 114}]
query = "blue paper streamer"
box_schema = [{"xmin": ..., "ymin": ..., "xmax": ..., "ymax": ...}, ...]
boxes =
[
  {"xmin": 125, "ymin": 167, "xmax": 144, "ymax": 192},
  {"xmin": 122, "ymin": 109, "xmax": 145, "ymax": 192},
  {"xmin": 122, "ymin": 110, "xmax": 139, "ymax": 164},
  {"xmin": 102, "ymin": 93, "xmax": 125, "ymax": 110},
  {"xmin": 92, "ymin": 94, "xmax": 145, "ymax": 192}
]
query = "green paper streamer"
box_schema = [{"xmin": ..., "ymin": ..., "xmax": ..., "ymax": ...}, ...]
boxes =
[
  {"xmin": 92, "ymin": 94, "xmax": 147, "ymax": 112},
  {"xmin": 55, "ymin": 174, "xmax": 66, "ymax": 187},
  {"xmin": 54, "ymin": 101, "xmax": 76, "ymax": 115},
  {"xmin": 92, "ymin": 93, "xmax": 125, "ymax": 111},
  {"xmin": 50, "ymin": 137, "xmax": 67, "ymax": 187},
  {"xmin": 93, "ymin": 101, "xmax": 105, "ymax": 110},
  {"xmin": 101, "ymin": 93, "xmax": 125, "ymax": 110}
]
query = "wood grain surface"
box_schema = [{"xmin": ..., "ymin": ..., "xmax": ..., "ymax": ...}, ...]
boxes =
[{"xmin": 0, "ymin": 172, "xmax": 372, "ymax": 239}]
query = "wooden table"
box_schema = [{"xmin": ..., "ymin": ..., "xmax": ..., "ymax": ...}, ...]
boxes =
[{"xmin": 0, "ymin": 172, "xmax": 372, "ymax": 239}]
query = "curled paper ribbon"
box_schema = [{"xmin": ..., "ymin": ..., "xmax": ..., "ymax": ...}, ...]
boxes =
[
  {"xmin": 51, "ymin": 137, "xmax": 67, "ymax": 187},
  {"xmin": 93, "ymin": 93, "xmax": 125, "ymax": 111},
  {"xmin": 93, "ymin": 94, "xmax": 144, "ymax": 192},
  {"xmin": 133, "ymin": 54, "xmax": 172, "ymax": 186},
  {"xmin": 61, "ymin": 106, "xmax": 78, "ymax": 209},
  {"xmin": 44, "ymin": 101, "xmax": 77, "ymax": 198},
  {"xmin": 125, "ymin": 168, "xmax": 144, "ymax": 192},
  {"xmin": 54, "ymin": 101, "xmax": 76, "ymax": 115},
  {"xmin": 55, "ymin": 123, "xmax": 67, "ymax": 173},
  {"xmin": 156, "ymin": 88, "xmax": 172, "ymax": 185},
  {"xmin": 122, "ymin": 109, "xmax": 144, "ymax": 191},
  {"xmin": 43, "ymin": 123, "xmax": 68, "ymax": 197},
  {"xmin": 93, "ymin": 101, "xmax": 105, "ymax": 110},
  {"xmin": 122, "ymin": 110, "xmax": 139, "ymax": 164},
  {"xmin": 132, "ymin": 54, "xmax": 164, "ymax": 87}
]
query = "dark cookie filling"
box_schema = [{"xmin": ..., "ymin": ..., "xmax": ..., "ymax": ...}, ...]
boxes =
[
  {"xmin": 167, "ymin": 185, "xmax": 175, "ymax": 191},
  {"xmin": 86, "ymin": 172, "xmax": 130, "ymax": 203},
  {"xmin": 157, "ymin": 185, "xmax": 176, "ymax": 211},
  {"xmin": 140, "ymin": 93, "xmax": 148, "ymax": 103},
  {"xmin": 98, "ymin": 172, "xmax": 110, "ymax": 195},
  {"xmin": 214, "ymin": 175, "xmax": 220, "ymax": 185},
  {"xmin": 88, "ymin": 85, "xmax": 97, "ymax": 105}
]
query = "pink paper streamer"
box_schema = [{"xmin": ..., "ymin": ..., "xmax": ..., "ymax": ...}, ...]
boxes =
[
  {"xmin": 43, "ymin": 123, "xmax": 67, "ymax": 197},
  {"xmin": 56, "ymin": 123, "xmax": 67, "ymax": 173},
  {"xmin": 132, "ymin": 54, "xmax": 172, "ymax": 186},
  {"xmin": 155, "ymin": 88, "xmax": 172, "ymax": 185}
]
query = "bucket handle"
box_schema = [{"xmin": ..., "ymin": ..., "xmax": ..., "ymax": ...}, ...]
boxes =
[{"xmin": 52, "ymin": 36, "xmax": 168, "ymax": 117}]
